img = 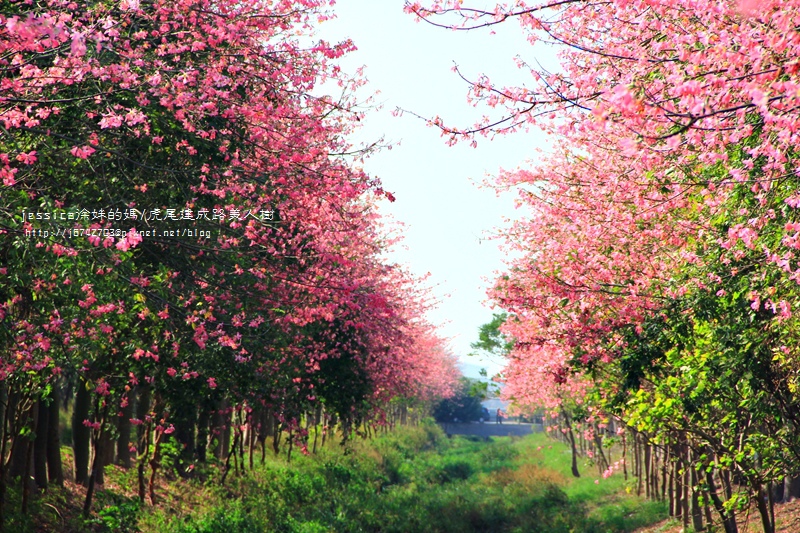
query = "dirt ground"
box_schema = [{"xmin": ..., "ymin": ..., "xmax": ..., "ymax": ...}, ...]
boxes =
[{"xmin": 634, "ymin": 499, "xmax": 800, "ymax": 533}]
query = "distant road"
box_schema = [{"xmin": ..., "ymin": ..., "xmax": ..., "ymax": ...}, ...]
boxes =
[{"xmin": 439, "ymin": 421, "xmax": 543, "ymax": 438}]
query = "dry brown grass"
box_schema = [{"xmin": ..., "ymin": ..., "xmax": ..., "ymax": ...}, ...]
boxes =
[{"xmin": 483, "ymin": 462, "xmax": 566, "ymax": 493}]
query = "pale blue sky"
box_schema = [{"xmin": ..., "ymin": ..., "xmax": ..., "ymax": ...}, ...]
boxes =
[{"xmin": 317, "ymin": 2, "xmax": 557, "ymax": 377}]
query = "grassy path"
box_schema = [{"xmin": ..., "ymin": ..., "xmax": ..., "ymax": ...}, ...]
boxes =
[{"xmin": 8, "ymin": 421, "xmax": 668, "ymax": 532}]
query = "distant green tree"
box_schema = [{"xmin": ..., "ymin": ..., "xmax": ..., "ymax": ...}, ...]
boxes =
[
  {"xmin": 433, "ymin": 378, "xmax": 484, "ymax": 423},
  {"xmin": 471, "ymin": 313, "xmax": 514, "ymax": 356}
]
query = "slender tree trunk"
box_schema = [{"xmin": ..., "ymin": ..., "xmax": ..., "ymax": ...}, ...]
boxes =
[
  {"xmin": 653, "ymin": 447, "xmax": 660, "ymax": 499},
  {"xmin": 83, "ymin": 399, "xmax": 108, "ymax": 518},
  {"xmin": 137, "ymin": 421, "xmax": 152, "ymax": 503},
  {"xmin": 220, "ymin": 432, "xmax": 238, "ymax": 485},
  {"xmin": 622, "ymin": 432, "xmax": 628, "ymax": 481},
  {"xmin": 312, "ymin": 408, "xmax": 320, "ymax": 455},
  {"xmin": 135, "ymin": 385, "xmax": 151, "ymax": 448},
  {"xmin": 661, "ymin": 444, "xmax": 668, "ymax": 502},
  {"xmin": 247, "ymin": 421, "xmax": 253, "ymax": 472},
  {"xmin": 756, "ymin": 483, "xmax": 774, "ymax": 533},
  {"xmin": 593, "ymin": 424, "xmax": 609, "ymax": 472},
  {"xmin": 706, "ymin": 467, "xmax": 738, "ymax": 533},
  {"xmin": 768, "ymin": 481, "xmax": 776, "ymax": 533},
  {"xmin": 704, "ymin": 498, "xmax": 713, "ymax": 529},
  {"xmin": 668, "ymin": 456, "xmax": 675, "ymax": 517},
  {"xmin": 174, "ymin": 400, "xmax": 197, "ymax": 476},
  {"xmin": 681, "ymin": 448, "xmax": 690, "ymax": 532},
  {"xmin": 196, "ymin": 406, "xmax": 210, "ymax": 464},
  {"xmin": 212, "ymin": 399, "xmax": 230, "ymax": 460},
  {"xmin": 321, "ymin": 414, "xmax": 328, "ymax": 448},
  {"xmin": 636, "ymin": 435, "xmax": 643, "ymax": 496},
  {"xmin": 0, "ymin": 382, "xmax": 9, "ymax": 531},
  {"xmin": 690, "ymin": 454, "xmax": 703, "ymax": 533},
  {"xmin": 561, "ymin": 408, "xmax": 580, "ymax": 478},
  {"xmin": 644, "ymin": 442, "xmax": 651, "ymax": 499},
  {"xmin": 9, "ymin": 400, "xmax": 33, "ymax": 482},
  {"xmin": 72, "ymin": 381, "xmax": 91, "ymax": 486},
  {"xmin": 258, "ymin": 410, "xmax": 269, "ymax": 465},
  {"xmin": 272, "ymin": 421, "xmax": 282, "ymax": 456},
  {"xmin": 673, "ymin": 447, "xmax": 681, "ymax": 520},
  {"xmin": 116, "ymin": 393, "xmax": 134, "ymax": 468},
  {"xmin": 46, "ymin": 387, "xmax": 63, "ymax": 486},
  {"xmin": 33, "ymin": 399, "xmax": 48, "ymax": 489},
  {"xmin": 96, "ymin": 420, "xmax": 115, "ymax": 486},
  {"xmin": 20, "ymin": 421, "xmax": 34, "ymax": 514},
  {"xmin": 237, "ymin": 414, "xmax": 245, "ymax": 474},
  {"xmin": 148, "ymin": 430, "xmax": 164, "ymax": 506}
]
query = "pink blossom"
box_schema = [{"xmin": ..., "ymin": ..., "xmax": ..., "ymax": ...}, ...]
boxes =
[
  {"xmin": 95, "ymin": 380, "xmax": 111, "ymax": 396},
  {"xmin": 70, "ymin": 145, "xmax": 95, "ymax": 159},
  {"xmin": 70, "ymin": 33, "xmax": 86, "ymax": 57}
]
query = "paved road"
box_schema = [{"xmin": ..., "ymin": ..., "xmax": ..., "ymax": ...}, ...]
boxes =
[{"xmin": 438, "ymin": 421, "xmax": 543, "ymax": 438}]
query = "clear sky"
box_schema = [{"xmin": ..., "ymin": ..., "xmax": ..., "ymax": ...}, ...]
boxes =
[{"xmin": 316, "ymin": 2, "xmax": 557, "ymax": 377}]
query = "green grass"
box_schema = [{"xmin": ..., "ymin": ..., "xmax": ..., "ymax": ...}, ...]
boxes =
[
  {"xmin": 4, "ymin": 421, "xmax": 668, "ymax": 532},
  {"xmin": 136, "ymin": 423, "xmax": 667, "ymax": 533},
  {"xmin": 516, "ymin": 433, "xmax": 668, "ymax": 531}
]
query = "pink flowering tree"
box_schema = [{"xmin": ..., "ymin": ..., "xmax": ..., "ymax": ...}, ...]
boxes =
[
  {"xmin": 0, "ymin": 0, "xmax": 458, "ymax": 520},
  {"xmin": 410, "ymin": 1, "xmax": 800, "ymax": 530}
]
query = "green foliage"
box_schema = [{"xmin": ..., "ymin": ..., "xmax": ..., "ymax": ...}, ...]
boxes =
[
  {"xmin": 134, "ymin": 427, "xmax": 665, "ymax": 533},
  {"xmin": 6, "ymin": 427, "xmax": 666, "ymax": 532},
  {"xmin": 88, "ymin": 500, "xmax": 141, "ymax": 533},
  {"xmin": 170, "ymin": 501, "xmax": 262, "ymax": 533},
  {"xmin": 432, "ymin": 378, "xmax": 485, "ymax": 423},
  {"xmin": 471, "ymin": 313, "xmax": 514, "ymax": 356}
]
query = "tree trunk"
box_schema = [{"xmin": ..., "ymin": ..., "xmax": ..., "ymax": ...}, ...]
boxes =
[
  {"xmin": 46, "ymin": 387, "xmax": 63, "ymax": 486},
  {"xmin": 593, "ymin": 423, "xmax": 609, "ymax": 472},
  {"xmin": 561, "ymin": 408, "xmax": 580, "ymax": 478},
  {"xmin": 312, "ymin": 407, "xmax": 321, "ymax": 455},
  {"xmin": 0, "ymin": 383, "xmax": 9, "ymax": 531},
  {"xmin": 33, "ymin": 399, "xmax": 48, "ymax": 489},
  {"xmin": 756, "ymin": 483, "xmax": 774, "ymax": 533},
  {"xmin": 681, "ymin": 450, "xmax": 690, "ymax": 532},
  {"xmin": 706, "ymin": 467, "xmax": 738, "ymax": 533},
  {"xmin": 690, "ymin": 455, "xmax": 703, "ymax": 532},
  {"xmin": 661, "ymin": 444, "xmax": 668, "ymax": 502},
  {"xmin": 668, "ymin": 454, "xmax": 675, "ymax": 517},
  {"xmin": 9, "ymin": 400, "xmax": 33, "ymax": 482},
  {"xmin": 622, "ymin": 431, "xmax": 628, "ymax": 481},
  {"xmin": 196, "ymin": 406, "xmax": 210, "ymax": 464},
  {"xmin": 644, "ymin": 442, "xmax": 651, "ymax": 499},
  {"xmin": 137, "ymin": 421, "xmax": 152, "ymax": 503},
  {"xmin": 636, "ymin": 435, "xmax": 643, "ymax": 496},
  {"xmin": 83, "ymin": 399, "xmax": 108, "ymax": 517},
  {"xmin": 72, "ymin": 381, "xmax": 91, "ymax": 486},
  {"xmin": 248, "ymin": 418, "xmax": 255, "ymax": 471},
  {"xmin": 272, "ymin": 420, "xmax": 282, "ymax": 456},
  {"xmin": 135, "ymin": 385, "xmax": 151, "ymax": 447},
  {"xmin": 673, "ymin": 447, "xmax": 681, "ymax": 520},
  {"xmin": 20, "ymin": 422, "xmax": 34, "ymax": 514},
  {"xmin": 116, "ymin": 393, "xmax": 134, "ymax": 468},
  {"xmin": 148, "ymin": 430, "xmax": 164, "ymax": 506},
  {"xmin": 212, "ymin": 399, "xmax": 230, "ymax": 460}
]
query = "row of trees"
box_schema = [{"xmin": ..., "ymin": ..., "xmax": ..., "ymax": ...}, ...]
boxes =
[
  {"xmin": 412, "ymin": 0, "xmax": 800, "ymax": 531},
  {"xmin": 0, "ymin": 0, "xmax": 459, "ymax": 525}
]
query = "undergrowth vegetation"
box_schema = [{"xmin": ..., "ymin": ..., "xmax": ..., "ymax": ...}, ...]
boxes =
[{"xmin": 10, "ymin": 421, "xmax": 667, "ymax": 532}]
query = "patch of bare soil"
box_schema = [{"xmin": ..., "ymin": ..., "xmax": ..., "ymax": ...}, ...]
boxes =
[{"xmin": 635, "ymin": 499, "xmax": 800, "ymax": 533}]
